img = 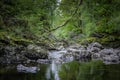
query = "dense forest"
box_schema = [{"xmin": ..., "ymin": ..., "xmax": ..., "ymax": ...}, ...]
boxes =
[{"xmin": 0, "ymin": 0, "xmax": 120, "ymax": 47}]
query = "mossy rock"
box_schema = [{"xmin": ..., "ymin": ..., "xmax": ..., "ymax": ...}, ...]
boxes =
[
  {"xmin": 79, "ymin": 34, "xmax": 120, "ymax": 48},
  {"xmin": 12, "ymin": 38, "xmax": 34, "ymax": 46},
  {"xmin": 80, "ymin": 37, "xmax": 97, "ymax": 45},
  {"xmin": 97, "ymin": 34, "xmax": 120, "ymax": 47},
  {"xmin": 0, "ymin": 30, "xmax": 34, "ymax": 46},
  {"xmin": 0, "ymin": 31, "xmax": 11, "ymax": 45}
]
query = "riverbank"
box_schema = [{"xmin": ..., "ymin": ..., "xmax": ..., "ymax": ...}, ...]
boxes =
[
  {"xmin": 59, "ymin": 42, "xmax": 120, "ymax": 64},
  {"xmin": 0, "ymin": 42, "xmax": 120, "ymax": 65}
]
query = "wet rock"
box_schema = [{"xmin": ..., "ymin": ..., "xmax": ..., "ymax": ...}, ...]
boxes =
[
  {"xmin": 89, "ymin": 47, "xmax": 101, "ymax": 53},
  {"xmin": 87, "ymin": 42, "xmax": 103, "ymax": 54},
  {"xmin": 25, "ymin": 44, "xmax": 48, "ymax": 60},
  {"xmin": 60, "ymin": 53, "xmax": 74, "ymax": 63},
  {"xmin": 0, "ymin": 44, "xmax": 49, "ymax": 64},
  {"xmin": 0, "ymin": 46, "xmax": 15, "ymax": 56},
  {"xmin": 98, "ymin": 48, "xmax": 114, "ymax": 56},
  {"xmin": 24, "ymin": 51, "xmax": 48, "ymax": 60},
  {"xmin": 89, "ymin": 42, "xmax": 103, "ymax": 49},
  {"xmin": 91, "ymin": 47, "xmax": 120, "ymax": 64},
  {"xmin": 17, "ymin": 64, "xmax": 40, "ymax": 73},
  {"xmin": 66, "ymin": 45, "xmax": 91, "ymax": 61},
  {"xmin": 57, "ymin": 46, "xmax": 65, "ymax": 50},
  {"xmin": 92, "ymin": 53, "xmax": 101, "ymax": 60},
  {"xmin": 37, "ymin": 59, "xmax": 51, "ymax": 64},
  {"xmin": 0, "ymin": 46, "xmax": 26, "ymax": 64},
  {"xmin": 65, "ymin": 42, "xmax": 120, "ymax": 64},
  {"xmin": 67, "ymin": 48, "xmax": 81, "ymax": 53},
  {"xmin": 49, "ymin": 50, "xmax": 67, "ymax": 59},
  {"xmin": 103, "ymin": 55, "xmax": 120, "ymax": 64},
  {"xmin": 27, "ymin": 44, "xmax": 35, "ymax": 50},
  {"xmin": 69, "ymin": 45, "xmax": 80, "ymax": 49},
  {"xmin": 0, "ymin": 42, "xmax": 120, "ymax": 65}
]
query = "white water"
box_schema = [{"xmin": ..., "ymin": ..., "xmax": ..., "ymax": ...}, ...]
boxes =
[{"xmin": 46, "ymin": 50, "xmax": 67, "ymax": 80}]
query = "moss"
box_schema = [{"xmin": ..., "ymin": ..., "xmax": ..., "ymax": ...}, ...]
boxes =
[
  {"xmin": 0, "ymin": 30, "xmax": 35, "ymax": 46},
  {"xmin": 0, "ymin": 30, "xmax": 7, "ymax": 36},
  {"xmin": 94, "ymin": 34, "xmax": 120, "ymax": 47},
  {"xmin": 0, "ymin": 31, "xmax": 10, "ymax": 45},
  {"xmin": 80, "ymin": 37, "xmax": 97, "ymax": 45},
  {"xmin": 79, "ymin": 33, "xmax": 120, "ymax": 47}
]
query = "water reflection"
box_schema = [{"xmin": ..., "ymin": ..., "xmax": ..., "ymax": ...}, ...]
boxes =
[
  {"xmin": 0, "ymin": 64, "xmax": 48, "ymax": 80},
  {"xmin": 59, "ymin": 60, "xmax": 120, "ymax": 80},
  {"xmin": 46, "ymin": 60, "xmax": 61, "ymax": 80},
  {"xmin": 0, "ymin": 60, "xmax": 120, "ymax": 80}
]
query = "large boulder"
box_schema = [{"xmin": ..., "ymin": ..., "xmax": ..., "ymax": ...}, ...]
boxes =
[
  {"xmin": 89, "ymin": 42, "xmax": 103, "ymax": 48},
  {"xmin": 87, "ymin": 42, "xmax": 103, "ymax": 53},
  {"xmin": 98, "ymin": 48, "xmax": 114, "ymax": 57},
  {"xmin": 24, "ymin": 44, "xmax": 48, "ymax": 60},
  {"xmin": 0, "ymin": 46, "xmax": 16, "ymax": 56},
  {"xmin": 60, "ymin": 53, "xmax": 74, "ymax": 63},
  {"xmin": 103, "ymin": 55, "xmax": 119, "ymax": 64},
  {"xmin": 37, "ymin": 59, "xmax": 51, "ymax": 64},
  {"xmin": 60, "ymin": 45, "xmax": 91, "ymax": 62},
  {"xmin": 17, "ymin": 64, "xmax": 40, "ymax": 73},
  {"xmin": 0, "ymin": 46, "xmax": 26, "ymax": 64},
  {"xmin": 92, "ymin": 48, "xmax": 120, "ymax": 64},
  {"xmin": 0, "ymin": 44, "xmax": 49, "ymax": 64}
]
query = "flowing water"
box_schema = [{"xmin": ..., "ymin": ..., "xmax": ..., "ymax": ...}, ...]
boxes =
[{"xmin": 0, "ymin": 50, "xmax": 120, "ymax": 80}]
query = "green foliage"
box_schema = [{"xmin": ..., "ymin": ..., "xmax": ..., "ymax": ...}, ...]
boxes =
[
  {"xmin": 59, "ymin": 60, "xmax": 105, "ymax": 80},
  {"xmin": 53, "ymin": 0, "xmax": 82, "ymax": 40},
  {"xmin": 53, "ymin": 0, "xmax": 120, "ymax": 44},
  {"xmin": 81, "ymin": 0, "xmax": 120, "ymax": 35},
  {"xmin": 59, "ymin": 0, "xmax": 78, "ymax": 15},
  {"xmin": 0, "ymin": 0, "xmax": 120, "ymax": 44},
  {"xmin": 0, "ymin": 0, "xmax": 58, "ymax": 44}
]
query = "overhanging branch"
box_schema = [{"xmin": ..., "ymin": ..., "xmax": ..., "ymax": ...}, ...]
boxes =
[{"xmin": 50, "ymin": 0, "xmax": 82, "ymax": 32}]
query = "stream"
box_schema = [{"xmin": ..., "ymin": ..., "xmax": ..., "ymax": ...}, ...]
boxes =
[{"xmin": 0, "ymin": 50, "xmax": 120, "ymax": 80}]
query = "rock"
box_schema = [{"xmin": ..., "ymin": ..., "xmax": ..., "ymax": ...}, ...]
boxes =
[
  {"xmin": 27, "ymin": 44, "xmax": 48, "ymax": 53},
  {"xmin": 60, "ymin": 53, "xmax": 74, "ymax": 63},
  {"xmin": 67, "ymin": 48, "xmax": 81, "ymax": 53},
  {"xmin": 0, "ymin": 46, "xmax": 15, "ymax": 56},
  {"xmin": 91, "ymin": 48, "xmax": 120, "ymax": 64},
  {"xmin": 24, "ymin": 50, "xmax": 48, "ymax": 60},
  {"xmin": 57, "ymin": 46, "xmax": 65, "ymax": 50},
  {"xmin": 64, "ymin": 45, "xmax": 91, "ymax": 62},
  {"xmin": 17, "ymin": 64, "xmax": 40, "ymax": 73},
  {"xmin": 87, "ymin": 42, "xmax": 103, "ymax": 52},
  {"xmin": 98, "ymin": 48, "xmax": 114, "ymax": 56},
  {"xmin": 0, "ymin": 44, "xmax": 49, "ymax": 64},
  {"xmin": 92, "ymin": 53, "xmax": 101, "ymax": 60},
  {"xmin": 37, "ymin": 59, "xmax": 51, "ymax": 64},
  {"xmin": 60, "ymin": 49, "xmax": 91, "ymax": 62},
  {"xmin": 0, "ymin": 42, "xmax": 120, "ymax": 65},
  {"xmin": 27, "ymin": 44, "xmax": 35, "ymax": 50},
  {"xmin": 25, "ymin": 44, "xmax": 48, "ymax": 60},
  {"xmin": 69, "ymin": 45, "xmax": 80, "ymax": 49},
  {"xmin": 103, "ymin": 55, "xmax": 120, "ymax": 64},
  {"xmin": 90, "ymin": 42, "xmax": 103, "ymax": 48}
]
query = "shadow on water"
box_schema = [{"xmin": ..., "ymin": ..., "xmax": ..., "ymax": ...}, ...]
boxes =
[{"xmin": 0, "ymin": 60, "xmax": 120, "ymax": 80}]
